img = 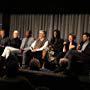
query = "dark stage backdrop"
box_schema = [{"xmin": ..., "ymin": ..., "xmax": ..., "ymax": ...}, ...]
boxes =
[
  {"xmin": 10, "ymin": 14, "xmax": 90, "ymax": 41},
  {"xmin": 0, "ymin": 14, "xmax": 2, "ymax": 29}
]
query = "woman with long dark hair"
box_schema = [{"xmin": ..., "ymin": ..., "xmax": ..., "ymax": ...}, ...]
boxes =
[
  {"xmin": 46, "ymin": 30, "xmax": 64, "ymax": 70},
  {"xmin": 49, "ymin": 30, "xmax": 64, "ymax": 56}
]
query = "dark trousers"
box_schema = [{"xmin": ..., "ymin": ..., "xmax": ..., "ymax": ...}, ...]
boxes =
[
  {"xmin": 64, "ymin": 50, "xmax": 89, "ymax": 75},
  {"xmin": 23, "ymin": 50, "xmax": 42, "ymax": 67},
  {"xmin": 0, "ymin": 47, "xmax": 4, "ymax": 55},
  {"xmin": 65, "ymin": 49, "xmax": 81, "ymax": 60}
]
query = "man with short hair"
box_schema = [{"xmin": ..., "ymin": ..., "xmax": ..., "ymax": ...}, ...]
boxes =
[
  {"xmin": 0, "ymin": 29, "xmax": 10, "ymax": 55},
  {"xmin": 20, "ymin": 30, "xmax": 34, "ymax": 66},
  {"xmin": 23, "ymin": 30, "xmax": 48, "ymax": 68}
]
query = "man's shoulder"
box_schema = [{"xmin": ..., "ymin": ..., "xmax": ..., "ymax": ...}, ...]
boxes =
[
  {"xmin": 30, "ymin": 37, "xmax": 34, "ymax": 39},
  {"xmin": 28, "ymin": 37, "xmax": 35, "ymax": 41}
]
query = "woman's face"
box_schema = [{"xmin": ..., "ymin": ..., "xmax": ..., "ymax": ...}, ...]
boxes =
[
  {"xmin": 0, "ymin": 30, "xmax": 5, "ymax": 37},
  {"xmin": 38, "ymin": 32, "xmax": 45, "ymax": 39},
  {"xmin": 13, "ymin": 31, "xmax": 19, "ymax": 38},
  {"xmin": 68, "ymin": 35, "xmax": 74, "ymax": 42},
  {"xmin": 54, "ymin": 31, "xmax": 57, "ymax": 38}
]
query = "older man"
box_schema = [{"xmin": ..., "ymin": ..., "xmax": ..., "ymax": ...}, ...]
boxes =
[
  {"xmin": 0, "ymin": 29, "xmax": 10, "ymax": 55},
  {"xmin": 23, "ymin": 30, "xmax": 48, "ymax": 68}
]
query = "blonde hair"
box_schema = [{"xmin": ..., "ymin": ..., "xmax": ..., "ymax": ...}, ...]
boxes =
[
  {"xmin": 13, "ymin": 30, "xmax": 19, "ymax": 34},
  {"xmin": 13, "ymin": 30, "xmax": 19, "ymax": 38}
]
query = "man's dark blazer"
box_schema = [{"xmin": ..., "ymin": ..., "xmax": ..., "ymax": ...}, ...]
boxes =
[{"xmin": 80, "ymin": 42, "xmax": 90, "ymax": 63}]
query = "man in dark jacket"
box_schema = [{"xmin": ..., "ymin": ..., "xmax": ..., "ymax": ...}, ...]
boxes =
[
  {"xmin": 0, "ymin": 29, "xmax": 10, "ymax": 55},
  {"xmin": 1, "ymin": 30, "xmax": 21, "ymax": 59}
]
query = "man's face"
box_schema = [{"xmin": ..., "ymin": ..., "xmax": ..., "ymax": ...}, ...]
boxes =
[
  {"xmin": 39, "ymin": 32, "xmax": 45, "ymax": 39},
  {"xmin": 82, "ymin": 35, "xmax": 89, "ymax": 42},
  {"xmin": 25, "ymin": 31, "xmax": 30, "ymax": 38},
  {"xmin": 0, "ymin": 30, "xmax": 5, "ymax": 37}
]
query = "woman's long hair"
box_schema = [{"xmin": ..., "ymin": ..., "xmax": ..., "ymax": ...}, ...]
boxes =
[{"xmin": 52, "ymin": 29, "xmax": 60, "ymax": 39}]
